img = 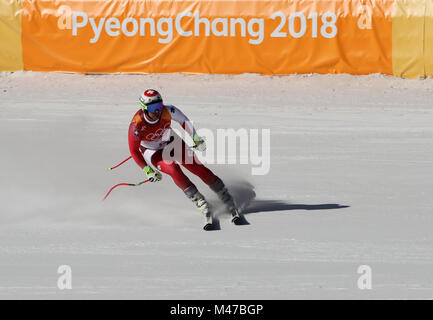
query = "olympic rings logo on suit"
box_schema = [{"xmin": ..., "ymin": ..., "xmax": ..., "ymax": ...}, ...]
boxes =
[{"xmin": 145, "ymin": 123, "xmax": 171, "ymax": 141}]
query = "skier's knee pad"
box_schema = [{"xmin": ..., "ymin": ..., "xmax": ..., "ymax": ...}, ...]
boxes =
[{"xmin": 157, "ymin": 160, "xmax": 178, "ymax": 175}]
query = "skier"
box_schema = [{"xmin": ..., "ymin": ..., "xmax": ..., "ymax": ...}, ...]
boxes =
[{"xmin": 128, "ymin": 89, "xmax": 240, "ymax": 230}]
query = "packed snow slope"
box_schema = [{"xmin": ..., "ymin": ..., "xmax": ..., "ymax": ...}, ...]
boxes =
[{"xmin": 0, "ymin": 72, "xmax": 432, "ymax": 299}]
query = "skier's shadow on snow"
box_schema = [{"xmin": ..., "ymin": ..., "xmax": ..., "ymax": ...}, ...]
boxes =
[
  {"xmin": 242, "ymin": 201, "xmax": 350, "ymax": 215},
  {"xmin": 208, "ymin": 180, "xmax": 349, "ymax": 230}
]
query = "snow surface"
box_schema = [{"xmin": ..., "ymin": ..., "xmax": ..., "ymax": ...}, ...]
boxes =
[{"xmin": 0, "ymin": 71, "xmax": 433, "ymax": 299}]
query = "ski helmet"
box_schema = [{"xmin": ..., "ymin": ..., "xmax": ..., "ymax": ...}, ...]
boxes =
[{"xmin": 139, "ymin": 89, "xmax": 164, "ymax": 113}]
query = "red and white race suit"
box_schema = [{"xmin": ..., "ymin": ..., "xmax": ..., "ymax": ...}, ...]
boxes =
[{"xmin": 128, "ymin": 105, "xmax": 218, "ymax": 193}]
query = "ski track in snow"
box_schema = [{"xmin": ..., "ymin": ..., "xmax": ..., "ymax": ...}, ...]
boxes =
[{"xmin": 0, "ymin": 71, "xmax": 433, "ymax": 299}]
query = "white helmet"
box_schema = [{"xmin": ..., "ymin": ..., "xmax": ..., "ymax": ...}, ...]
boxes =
[{"xmin": 139, "ymin": 89, "xmax": 162, "ymax": 109}]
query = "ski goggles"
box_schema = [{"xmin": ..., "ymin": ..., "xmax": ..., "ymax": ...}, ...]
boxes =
[{"xmin": 140, "ymin": 100, "xmax": 164, "ymax": 113}]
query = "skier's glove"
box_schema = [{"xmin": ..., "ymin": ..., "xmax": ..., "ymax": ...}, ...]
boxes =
[
  {"xmin": 192, "ymin": 133, "xmax": 206, "ymax": 152},
  {"xmin": 143, "ymin": 165, "xmax": 162, "ymax": 182}
]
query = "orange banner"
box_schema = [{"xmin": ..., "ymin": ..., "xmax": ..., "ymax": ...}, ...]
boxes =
[{"xmin": 21, "ymin": 0, "xmax": 393, "ymax": 75}]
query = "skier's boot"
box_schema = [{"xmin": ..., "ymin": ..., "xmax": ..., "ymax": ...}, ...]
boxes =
[
  {"xmin": 190, "ymin": 191, "xmax": 213, "ymax": 230},
  {"xmin": 210, "ymin": 178, "xmax": 241, "ymax": 224},
  {"xmin": 217, "ymin": 187, "xmax": 241, "ymax": 223}
]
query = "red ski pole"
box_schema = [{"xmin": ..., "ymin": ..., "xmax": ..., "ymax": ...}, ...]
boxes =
[
  {"xmin": 107, "ymin": 156, "xmax": 132, "ymax": 171},
  {"xmin": 102, "ymin": 179, "xmax": 149, "ymax": 201}
]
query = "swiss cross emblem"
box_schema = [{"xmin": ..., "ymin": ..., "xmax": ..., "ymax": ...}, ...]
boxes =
[{"xmin": 146, "ymin": 89, "xmax": 155, "ymax": 95}]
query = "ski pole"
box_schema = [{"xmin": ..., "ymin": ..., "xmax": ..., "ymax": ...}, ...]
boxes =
[
  {"xmin": 102, "ymin": 179, "xmax": 149, "ymax": 201},
  {"xmin": 107, "ymin": 156, "xmax": 132, "ymax": 171}
]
